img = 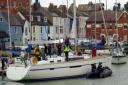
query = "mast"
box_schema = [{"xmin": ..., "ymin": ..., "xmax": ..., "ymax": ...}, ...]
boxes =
[
  {"xmin": 7, "ymin": 0, "xmax": 12, "ymax": 47},
  {"xmin": 99, "ymin": 0, "xmax": 108, "ymax": 45},
  {"xmin": 106, "ymin": 0, "xmax": 107, "ymax": 10},
  {"xmin": 29, "ymin": 0, "xmax": 32, "ymax": 44},
  {"xmin": 73, "ymin": 0, "xmax": 77, "ymax": 52},
  {"xmin": 115, "ymin": 0, "xmax": 119, "ymax": 50},
  {"xmin": 67, "ymin": 0, "xmax": 68, "ymax": 17},
  {"xmin": 94, "ymin": 0, "xmax": 97, "ymax": 47},
  {"xmin": 65, "ymin": 0, "xmax": 68, "ymax": 39}
]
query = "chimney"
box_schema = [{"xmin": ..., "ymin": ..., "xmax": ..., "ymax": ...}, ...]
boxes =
[{"xmin": 36, "ymin": 0, "xmax": 38, "ymax": 3}]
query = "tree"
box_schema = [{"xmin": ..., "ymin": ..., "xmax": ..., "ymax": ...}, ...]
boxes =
[{"xmin": 124, "ymin": 2, "xmax": 128, "ymax": 11}]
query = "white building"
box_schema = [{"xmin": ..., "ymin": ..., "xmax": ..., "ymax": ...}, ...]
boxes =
[
  {"xmin": 78, "ymin": 13, "xmax": 89, "ymax": 39},
  {"xmin": 17, "ymin": 12, "xmax": 31, "ymax": 45}
]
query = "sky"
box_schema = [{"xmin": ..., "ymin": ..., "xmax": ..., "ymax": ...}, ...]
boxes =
[{"xmin": 32, "ymin": 0, "xmax": 128, "ymax": 9}]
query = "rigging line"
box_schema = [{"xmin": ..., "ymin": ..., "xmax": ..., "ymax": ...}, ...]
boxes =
[{"xmin": 99, "ymin": 0, "xmax": 108, "ymax": 45}]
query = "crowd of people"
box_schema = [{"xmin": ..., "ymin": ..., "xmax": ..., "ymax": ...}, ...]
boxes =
[{"xmin": 0, "ymin": 37, "xmax": 99, "ymax": 69}]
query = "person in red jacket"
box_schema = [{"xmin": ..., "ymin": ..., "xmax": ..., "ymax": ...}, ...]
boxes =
[
  {"xmin": 56, "ymin": 42, "xmax": 62, "ymax": 56},
  {"xmin": 92, "ymin": 46, "xmax": 97, "ymax": 58}
]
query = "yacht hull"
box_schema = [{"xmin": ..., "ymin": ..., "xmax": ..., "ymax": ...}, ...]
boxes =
[{"xmin": 7, "ymin": 56, "xmax": 111, "ymax": 81}]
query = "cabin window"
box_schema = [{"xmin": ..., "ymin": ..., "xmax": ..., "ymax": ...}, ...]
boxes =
[{"xmin": 0, "ymin": 17, "xmax": 3, "ymax": 22}]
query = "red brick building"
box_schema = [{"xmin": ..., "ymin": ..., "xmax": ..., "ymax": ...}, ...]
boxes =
[
  {"xmin": 86, "ymin": 10, "xmax": 128, "ymax": 42},
  {"xmin": 0, "ymin": 0, "xmax": 29, "ymax": 11}
]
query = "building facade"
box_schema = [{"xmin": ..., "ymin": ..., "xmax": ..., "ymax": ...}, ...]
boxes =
[
  {"xmin": 0, "ymin": 11, "xmax": 24, "ymax": 46},
  {"xmin": 0, "ymin": 0, "xmax": 29, "ymax": 11},
  {"xmin": 86, "ymin": 10, "xmax": 128, "ymax": 42}
]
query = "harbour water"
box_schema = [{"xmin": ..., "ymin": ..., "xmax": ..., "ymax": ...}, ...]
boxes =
[{"xmin": 0, "ymin": 62, "xmax": 128, "ymax": 85}]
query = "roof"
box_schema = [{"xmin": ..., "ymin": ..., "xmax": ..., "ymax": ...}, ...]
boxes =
[
  {"xmin": 1, "ymin": 11, "xmax": 24, "ymax": 26},
  {"xmin": 31, "ymin": 21, "xmax": 52, "ymax": 26},
  {"xmin": 40, "ymin": 7, "xmax": 58, "ymax": 17},
  {"xmin": 78, "ymin": 3, "xmax": 104, "ymax": 12},
  {"xmin": 87, "ymin": 11, "xmax": 122, "ymax": 23}
]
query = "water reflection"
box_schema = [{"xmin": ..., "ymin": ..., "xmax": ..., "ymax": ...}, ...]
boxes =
[
  {"xmin": 6, "ymin": 82, "xmax": 24, "ymax": 85},
  {"xmin": 0, "ymin": 63, "xmax": 128, "ymax": 85}
]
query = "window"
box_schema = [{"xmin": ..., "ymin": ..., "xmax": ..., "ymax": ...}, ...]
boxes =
[
  {"xmin": 56, "ymin": 27, "xmax": 58, "ymax": 33},
  {"xmin": 41, "ymin": 27, "xmax": 43, "ymax": 33},
  {"xmin": 60, "ymin": 26, "xmax": 63, "ymax": 33},
  {"xmin": 108, "ymin": 24, "xmax": 112, "ymax": 29},
  {"xmin": 19, "ymin": 3, "xmax": 22, "ymax": 7},
  {"xmin": 37, "ymin": 16, "xmax": 40, "ymax": 21},
  {"xmin": 48, "ymin": 27, "xmax": 50, "ymax": 34},
  {"xmin": 123, "ymin": 24, "xmax": 128, "ymax": 29},
  {"xmin": 44, "ymin": 17, "xmax": 47, "ymax": 22},
  {"xmin": 25, "ymin": 27, "xmax": 28, "ymax": 35},
  {"xmin": 14, "ymin": 27, "xmax": 17, "ymax": 33},
  {"xmin": 60, "ymin": 29, "xmax": 63, "ymax": 33},
  {"xmin": 33, "ymin": 37, "xmax": 35, "ymax": 41},
  {"xmin": 33, "ymin": 26, "xmax": 35, "ymax": 33},
  {"xmin": 0, "ymin": 17, "xmax": 3, "ymax": 22},
  {"xmin": 101, "ymin": 24, "xmax": 104, "ymax": 29},
  {"xmin": 92, "ymin": 24, "xmax": 95, "ymax": 30}
]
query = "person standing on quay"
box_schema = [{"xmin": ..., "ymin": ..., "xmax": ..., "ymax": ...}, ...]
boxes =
[
  {"xmin": 92, "ymin": 46, "xmax": 97, "ymax": 58},
  {"xmin": 34, "ymin": 44, "xmax": 42, "ymax": 61},
  {"xmin": 56, "ymin": 42, "xmax": 62, "ymax": 56},
  {"xmin": 64, "ymin": 44, "xmax": 70, "ymax": 62},
  {"xmin": 47, "ymin": 44, "xmax": 52, "ymax": 58},
  {"xmin": 44, "ymin": 44, "xmax": 48, "ymax": 56}
]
